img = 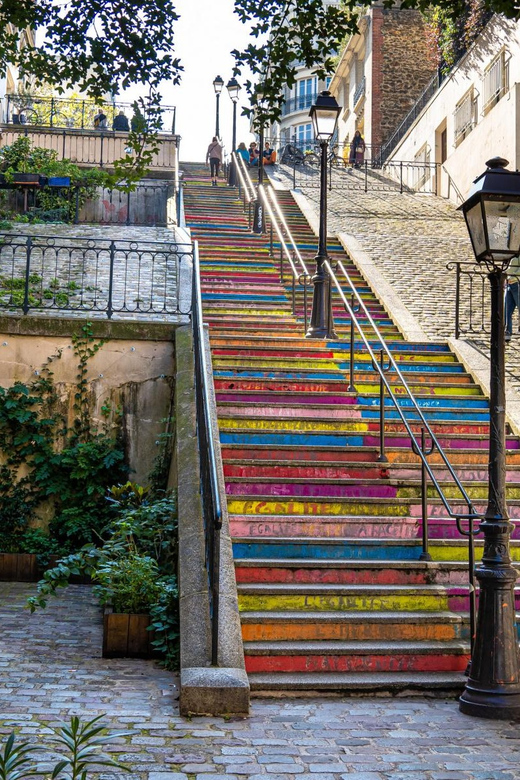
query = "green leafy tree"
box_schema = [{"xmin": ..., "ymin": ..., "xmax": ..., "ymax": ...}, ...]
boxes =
[{"xmin": 0, "ymin": 0, "xmax": 182, "ymax": 187}]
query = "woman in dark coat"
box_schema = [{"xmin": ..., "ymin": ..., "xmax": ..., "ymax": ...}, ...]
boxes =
[{"xmin": 349, "ymin": 130, "xmax": 365, "ymax": 168}]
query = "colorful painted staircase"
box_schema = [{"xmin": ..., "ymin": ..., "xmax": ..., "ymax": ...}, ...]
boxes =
[{"xmin": 182, "ymin": 163, "xmax": 520, "ymax": 693}]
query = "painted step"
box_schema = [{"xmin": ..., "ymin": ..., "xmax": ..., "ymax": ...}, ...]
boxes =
[
  {"xmin": 240, "ymin": 610, "xmax": 467, "ymax": 642},
  {"xmin": 232, "ymin": 536, "xmax": 520, "ymax": 562},
  {"xmin": 234, "ymin": 559, "xmax": 471, "ymax": 586},
  {"xmin": 242, "ymin": 640, "xmax": 469, "ymax": 674}
]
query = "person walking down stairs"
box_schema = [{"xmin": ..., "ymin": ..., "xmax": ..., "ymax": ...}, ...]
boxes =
[{"xmin": 206, "ymin": 136, "xmax": 223, "ymax": 186}]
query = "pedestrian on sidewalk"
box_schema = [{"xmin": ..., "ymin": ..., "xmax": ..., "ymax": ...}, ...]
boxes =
[
  {"xmin": 505, "ymin": 255, "xmax": 520, "ymax": 342},
  {"xmin": 348, "ymin": 130, "xmax": 365, "ymax": 168},
  {"xmin": 206, "ymin": 136, "xmax": 223, "ymax": 186}
]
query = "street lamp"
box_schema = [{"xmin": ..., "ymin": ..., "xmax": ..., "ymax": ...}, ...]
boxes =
[
  {"xmin": 227, "ymin": 77, "xmax": 240, "ymax": 187},
  {"xmin": 306, "ymin": 90, "xmax": 341, "ymax": 339},
  {"xmin": 458, "ymin": 156, "xmax": 520, "ymax": 720},
  {"xmin": 213, "ymin": 75, "xmax": 224, "ymax": 138}
]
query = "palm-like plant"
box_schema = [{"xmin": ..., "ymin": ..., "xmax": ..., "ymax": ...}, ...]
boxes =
[
  {"xmin": 50, "ymin": 715, "xmax": 131, "ymax": 780},
  {"xmin": 0, "ymin": 734, "xmax": 40, "ymax": 780}
]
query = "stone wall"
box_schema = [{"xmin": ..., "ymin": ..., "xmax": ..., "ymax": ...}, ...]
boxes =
[
  {"xmin": 0, "ymin": 317, "xmax": 176, "ymax": 487},
  {"xmin": 374, "ymin": 9, "xmax": 436, "ymax": 148}
]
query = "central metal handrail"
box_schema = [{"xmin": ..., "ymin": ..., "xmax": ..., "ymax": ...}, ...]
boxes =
[
  {"xmin": 252, "ymin": 185, "xmax": 481, "ymax": 653},
  {"xmin": 191, "ymin": 241, "xmax": 223, "ymax": 666}
]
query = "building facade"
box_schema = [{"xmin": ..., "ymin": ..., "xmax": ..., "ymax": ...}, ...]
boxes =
[
  {"xmin": 329, "ymin": 4, "xmax": 435, "ymax": 160},
  {"xmin": 0, "ymin": 25, "xmax": 35, "ymax": 122},
  {"xmin": 386, "ymin": 14, "xmax": 519, "ymax": 202}
]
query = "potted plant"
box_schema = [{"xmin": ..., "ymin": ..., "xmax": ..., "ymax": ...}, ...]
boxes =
[{"xmin": 27, "ymin": 487, "xmax": 179, "ymax": 666}]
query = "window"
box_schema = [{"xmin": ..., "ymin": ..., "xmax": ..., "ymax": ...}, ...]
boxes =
[
  {"xmin": 325, "ymin": 76, "xmax": 332, "ymax": 89},
  {"xmin": 296, "ymin": 123, "xmax": 313, "ymax": 145},
  {"xmin": 454, "ymin": 89, "xmax": 477, "ymax": 146},
  {"xmin": 297, "ymin": 77, "xmax": 317, "ymax": 110},
  {"xmin": 483, "ymin": 52, "xmax": 509, "ymax": 115},
  {"xmin": 413, "ymin": 145, "xmax": 431, "ymax": 189}
]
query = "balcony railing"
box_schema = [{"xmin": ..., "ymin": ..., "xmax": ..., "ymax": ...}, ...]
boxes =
[
  {"xmin": 353, "ymin": 76, "xmax": 366, "ymax": 108},
  {"xmin": 281, "ymin": 92, "xmax": 319, "ymax": 117},
  {"xmin": 3, "ymin": 94, "xmax": 176, "ymax": 134},
  {"xmin": 0, "ymin": 125, "xmax": 179, "ymax": 171}
]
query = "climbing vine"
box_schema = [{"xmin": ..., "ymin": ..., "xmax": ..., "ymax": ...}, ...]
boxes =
[
  {"xmin": 423, "ymin": 0, "xmax": 492, "ymax": 74},
  {"xmin": 0, "ymin": 323, "xmax": 127, "ymax": 557}
]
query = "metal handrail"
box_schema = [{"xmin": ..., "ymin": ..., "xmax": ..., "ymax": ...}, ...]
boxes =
[
  {"xmin": 191, "ymin": 241, "xmax": 223, "ymax": 666},
  {"xmin": 326, "ymin": 257, "xmax": 480, "ymax": 651},
  {"xmin": 252, "ymin": 188, "xmax": 481, "ymax": 652}
]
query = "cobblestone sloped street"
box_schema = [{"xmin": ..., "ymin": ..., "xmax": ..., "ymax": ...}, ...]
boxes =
[
  {"xmin": 1, "ymin": 583, "xmax": 520, "ymax": 780},
  {"xmin": 275, "ymin": 165, "xmax": 520, "ymax": 392}
]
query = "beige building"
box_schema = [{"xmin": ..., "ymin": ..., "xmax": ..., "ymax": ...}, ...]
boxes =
[
  {"xmin": 386, "ymin": 14, "xmax": 519, "ymax": 202},
  {"xmin": 0, "ymin": 25, "xmax": 35, "ymax": 122}
]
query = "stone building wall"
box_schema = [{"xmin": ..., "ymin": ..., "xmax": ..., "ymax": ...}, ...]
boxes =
[{"xmin": 374, "ymin": 9, "xmax": 436, "ymax": 148}]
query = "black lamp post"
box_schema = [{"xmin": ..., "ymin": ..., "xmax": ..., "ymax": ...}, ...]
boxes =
[
  {"xmin": 306, "ymin": 90, "xmax": 341, "ymax": 339},
  {"xmin": 253, "ymin": 84, "xmax": 266, "ymax": 234},
  {"xmin": 227, "ymin": 77, "xmax": 240, "ymax": 187},
  {"xmin": 213, "ymin": 75, "xmax": 224, "ymax": 138},
  {"xmin": 458, "ymin": 156, "xmax": 520, "ymax": 720}
]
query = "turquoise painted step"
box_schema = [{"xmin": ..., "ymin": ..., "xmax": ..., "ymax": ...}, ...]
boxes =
[{"xmin": 233, "ymin": 539, "xmax": 423, "ymax": 561}]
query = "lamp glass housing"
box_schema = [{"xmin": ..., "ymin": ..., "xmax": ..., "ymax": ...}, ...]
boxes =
[
  {"xmin": 309, "ymin": 91, "xmax": 341, "ymax": 142},
  {"xmin": 464, "ymin": 195, "xmax": 520, "ymax": 263},
  {"xmin": 213, "ymin": 76, "xmax": 224, "ymax": 95},
  {"xmin": 227, "ymin": 78, "xmax": 240, "ymax": 102}
]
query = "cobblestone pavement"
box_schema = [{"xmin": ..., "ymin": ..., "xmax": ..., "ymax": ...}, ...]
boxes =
[
  {"xmin": 0, "ymin": 224, "xmax": 191, "ymax": 323},
  {"xmin": 1, "ymin": 584, "xmax": 520, "ymax": 780},
  {"xmin": 275, "ymin": 164, "xmax": 520, "ymax": 391}
]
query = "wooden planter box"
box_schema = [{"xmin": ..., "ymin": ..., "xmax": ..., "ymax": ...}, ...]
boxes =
[
  {"xmin": 102, "ymin": 607, "xmax": 157, "ymax": 658},
  {"xmin": 0, "ymin": 553, "xmax": 39, "ymax": 581}
]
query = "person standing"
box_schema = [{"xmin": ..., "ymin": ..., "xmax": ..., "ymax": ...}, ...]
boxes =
[
  {"xmin": 206, "ymin": 136, "xmax": 223, "ymax": 186},
  {"xmin": 349, "ymin": 130, "xmax": 365, "ymax": 168},
  {"xmin": 505, "ymin": 255, "xmax": 520, "ymax": 342}
]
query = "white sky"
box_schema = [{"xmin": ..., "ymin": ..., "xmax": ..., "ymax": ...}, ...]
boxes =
[{"xmin": 165, "ymin": 0, "xmax": 256, "ymax": 162}]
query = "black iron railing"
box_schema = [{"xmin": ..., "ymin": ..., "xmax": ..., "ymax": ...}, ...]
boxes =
[
  {"xmin": 0, "ymin": 233, "xmax": 193, "ymax": 319},
  {"xmin": 448, "ymin": 262, "xmax": 520, "ymax": 340},
  {"xmin": 281, "ymin": 92, "xmax": 319, "ymax": 117},
  {"xmin": 191, "ymin": 242, "xmax": 222, "ymax": 666},
  {"xmin": 4, "ymin": 94, "xmax": 176, "ymax": 134}
]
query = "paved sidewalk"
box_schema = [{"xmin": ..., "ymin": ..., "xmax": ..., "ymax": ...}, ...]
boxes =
[{"xmin": 1, "ymin": 583, "xmax": 519, "ymax": 780}]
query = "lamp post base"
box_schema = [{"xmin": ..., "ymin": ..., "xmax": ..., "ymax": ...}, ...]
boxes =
[
  {"xmin": 459, "ymin": 689, "xmax": 520, "ymax": 720},
  {"xmin": 228, "ymin": 160, "xmax": 237, "ymax": 187}
]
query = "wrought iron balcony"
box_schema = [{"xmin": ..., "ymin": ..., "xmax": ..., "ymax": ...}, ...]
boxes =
[
  {"xmin": 353, "ymin": 77, "xmax": 366, "ymax": 108},
  {"xmin": 281, "ymin": 92, "xmax": 319, "ymax": 117}
]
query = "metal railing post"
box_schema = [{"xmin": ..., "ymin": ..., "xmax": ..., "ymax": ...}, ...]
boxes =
[
  {"xmin": 364, "ymin": 161, "xmax": 368, "ymax": 193},
  {"xmin": 23, "ymin": 237, "xmax": 32, "ymax": 315},
  {"xmin": 126, "ymin": 190, "xmax": 131, "ymax": 226},
  {"xmin": 455, "ymin": 262, "xmax": 461, "ymax": 339},
  {"xmin": 347, "ymin": 294, "xmax": 356, "ymax": 392},
  {"xmin": 400, "ymin": 161, "xmax": 404, "ymax": 194},
  {"xmin": 107, "ymin": 240, "xmax": 115, "ymax": 319},
  {"xmin": 377, "ymin": 350, "xmax": 388, "ymax": 463},
  {"xmin": 419, "ymin": 428, "xmax": 432, "ymax": 561}
]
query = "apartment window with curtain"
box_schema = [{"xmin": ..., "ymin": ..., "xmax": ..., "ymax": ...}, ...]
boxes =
[{"xmin": 483, "ymin": 51, "xmax": 509, "ymax": 115}]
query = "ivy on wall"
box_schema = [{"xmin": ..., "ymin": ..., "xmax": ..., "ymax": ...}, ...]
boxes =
[{"xmin": 423, "ymin": 0, "xmax": 493, "ymax": 75}]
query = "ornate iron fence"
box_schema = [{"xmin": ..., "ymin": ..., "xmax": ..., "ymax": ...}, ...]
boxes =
[
  {"xmin": 0, "ymin": 233, "xmax": 193, "ymax": 319},
  {"xmin": 447, "ymin": 262, "xmax": 520, "ymax": 339}
]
